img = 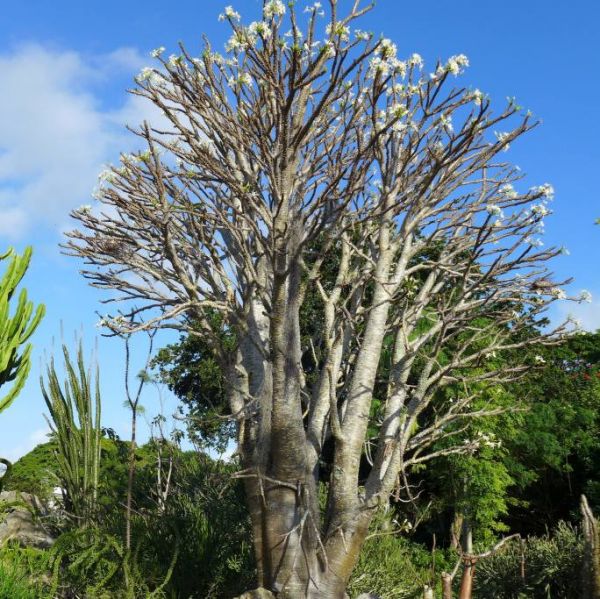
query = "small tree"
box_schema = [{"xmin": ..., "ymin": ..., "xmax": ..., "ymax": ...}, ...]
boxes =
[{"xmin": 66, "ymin": 2, "xmax": 578, "ymax": 595}]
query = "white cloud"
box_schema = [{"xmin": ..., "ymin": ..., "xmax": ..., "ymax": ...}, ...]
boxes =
[
  {"xmin": 0, "ymin": 44, "xmax": 158, "ymax": 241},
  {"xmin": 1, "ymin": 427, "xmax": 50, "ymax": 463}
]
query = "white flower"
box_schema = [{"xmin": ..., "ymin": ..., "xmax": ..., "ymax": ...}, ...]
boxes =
[
  {"xmin": 469, "ymin": 88, "xmax": 484, "ymax": 105},
  {"xmin": 560, "ymin": 246, "xmax": 570, "ymax": 256},
  {"xmin": 579, "ymin": 289, "xmax": 593, "ymax": 303},
  {"xmin": 219, "ymin": 6, "xmax": 241, "ymax": 21},
  {"xmin": 304, "ymin": 1, "xmax": 322, "ymax": 12},
  {"xmin": 551, "ymin": 287, "xmax": 566, "ymax": 300},
  {"xmin": 77, "ymin": 204, "xmax": 92, "ymax": 213},
  {"xmin": 326, "ymin": 23, "xmax": 350, "ymax": 41},
  {"xmin": 494, "ymin": 131, "xmax": 511, "ymax": 151},
  {"xmin": 499, "ymin": 183, "xmax": 518, "ymax": 199},
  {"xmin": 95, "ymin": 317, "xmax": 108, "ymax": 328},
  {"xmin": 226, "ymin": 30, "xmax": 256, "ymax": 52},
  {"xmin": 264, "ymin": 0, "xmax": 286, "ymax": 19},
  {"xmin": 98, "ymin": 168, "xmax": 116, "ymax": 183},
  {"xmin": 446, "ymin": 53, "xmax": 469, "ymax": 75},
  {"xmin": 151, "ymin": 46, "xmax": 165, "ymax": 58},
  {"xmin": 531, "ymin": 203, "xmax": 550, "ymax": 217},
  {"xmin": 389, "ymin": 59, "xmax": 407, "ymax": 77},
  {"xmin": 368, "ymin": 56, "xmax": 389, "ymax": 78},
  {"xmin": 531, "ymin": 183, "xmax": 555, "ymax": 200},
  {"xmin": 440, "ymin": 114, "xmax": 453, "ymax": 133},
  {"xmin": 486, "ymin": 204, "xmax": 503, "ymax": 217},
  {"xmin": 408, "ymin": 53, "xmax": 423, "ymax": 68},
  {"xmin": 239, "ymin": 72, "xmax": 252, "ymax": 86},
  {"xmin": 323, "ymin": 41, "xmax": 336, "ymax": 58},
  {"xmin": 248, "ymin": 21, "xmax": 272, "ymax": 39},
  {"xmin": 526, "ymin": 236, "xmax": 544, "ymax": 248},
  {"xmin": 354, "ymin": 29, "xmax": 371, "ymax": 41},
  {"xmin": 379, "ymin": 38, "xmax": 397, "ymax": 59},
  {"xmin": 137, "ymin": 67, "xmax": 155, "ymax": 82},
  {"xmin": 168, "ymin": 54, "xmax": 184, "ymax": 68},
  {"xmin": 534, "ymin": 355, "xmax": 546, "ymax": 364}
]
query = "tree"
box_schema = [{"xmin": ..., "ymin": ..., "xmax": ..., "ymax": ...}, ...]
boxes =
[{"xmin": 65, "ymin": 2, "xmax": 575, "ymax": 596}]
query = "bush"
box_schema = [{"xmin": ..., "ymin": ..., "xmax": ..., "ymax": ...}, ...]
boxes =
[
  {"xmin": 474, "ymin": 522, "xmax": 584, "ymax": 598},
  {"xmin": 0, "ymin": 544, "xmax": 53, "ymax": 598},
  {"xmin": 348, "ymin": 511, "xmax": 454, "ymax": 599}
]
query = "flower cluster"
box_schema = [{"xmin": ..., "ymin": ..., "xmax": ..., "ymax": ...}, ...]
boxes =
[
  {"xmin": 263, "ymin": 0, "xmax": 286, "ymax": 19},
  {"xmin": 494, "ymin": 131, "xmax": 511, "ymax": 151},
  {"xmin": 531, "ymin": 203, "xmax": 550, "ymax": 217},
  {"xmin": 531, "ymin": 183, "xmax": 555, "ymax": 200},
  {"xmin": 304, "ymin": 2, "xmax": 324, "ymax": 15},
  {"xmin": 219, "ymin": 5, "xmax": 241, "ymax": 21},
  {"xmin": 468, "ymin": 88, "xmax": 484, "ymax": 106},
  {"xmin": 326, "ymin": 22, "xmax": 350, "ymax": 42},
  {"xmin": 579, "ymin": 289, "xmax": 593, "ymax": 303},
  {"xmin": 499, "ymin": 183, "xmax": 518, "ymax": 199},
  {"xmin": 486, "ymin": 203, "xmax": 504, "ymax": 217},
  {"xmin": 476, "ymin": 431, "xmax": 501, "ymax": 449}
]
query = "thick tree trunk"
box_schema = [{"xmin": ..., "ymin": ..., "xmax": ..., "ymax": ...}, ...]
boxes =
[
  {"xmin": 243, "ymin": 491, "xmax": 371, "ymax": 598},
  {"xmin": 581, "ymin": 495, "xmax": 600, "ymax": 599}
]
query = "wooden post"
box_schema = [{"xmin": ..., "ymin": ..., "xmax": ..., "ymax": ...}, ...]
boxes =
[
  {"xmin": 442, "ymin": 571, "xmax": 454, "ymax": 599},
  {"xmin": 457, "ymin": 558, "xmax": 476, "ymax": 599}
]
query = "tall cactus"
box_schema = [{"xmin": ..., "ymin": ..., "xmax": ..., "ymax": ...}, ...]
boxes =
[
  {"xmin": 0, "ymin": 246, "xmax": 45, "ymax": 414},
  {"xmin": 41, "ymin": 342, "xmax": 102, "ymax": 525}
]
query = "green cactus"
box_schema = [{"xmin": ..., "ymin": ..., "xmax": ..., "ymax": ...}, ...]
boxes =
[
  {"xmin": 41, "ymin": 342, "xmax": 102, "ymax": 524},
  {"xmin": 0, "ymin": 246, "xmax": 45, "ymax": 414}
]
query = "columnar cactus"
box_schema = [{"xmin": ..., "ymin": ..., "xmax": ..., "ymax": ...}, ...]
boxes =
[
  {"xmin": 0, "ymin": 246, "xmax": 45, "ymax": 414},
  {"xmin": 41, "ymin": 342, "xmax": 101, "ymax": 524}
]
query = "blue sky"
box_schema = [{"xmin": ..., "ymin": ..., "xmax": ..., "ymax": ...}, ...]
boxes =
[{"xmin": 0, "ymin": 0, "xmax": 598, "ymax": 461}]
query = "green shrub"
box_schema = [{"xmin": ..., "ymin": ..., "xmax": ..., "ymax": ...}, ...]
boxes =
[
  {"xmin": 348, "ymin": 511, "xmax": 454, "ymax": 599},
  {"xmin": 474, "ymin": 522, "xmax": 583, "ymax": 598},
  {"xmin": 0, "ymin": 544, "xmax": 52, "ymax": 599}
]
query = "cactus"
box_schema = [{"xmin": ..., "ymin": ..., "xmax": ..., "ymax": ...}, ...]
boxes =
[
  {"xmin": 41, "ymin": 342, "xmax": 102, "ymax": 524},
  {"xmin": 0, "ymin": 246, "xmax": 45, "ymax": 414}
]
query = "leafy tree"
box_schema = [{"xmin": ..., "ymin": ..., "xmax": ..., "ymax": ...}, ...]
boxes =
[{"xmin": 65, "ymin": 2, "xmax": 572, "ymax": 595}]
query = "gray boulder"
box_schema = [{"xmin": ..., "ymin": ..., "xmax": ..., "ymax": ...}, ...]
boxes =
[
  {"xmin": 0, "ymin": 491, "xmax": 55, "ymax": 548},
  {"xmin": 233, "ymin": 589, "xmax": 276, "ymax": 599}
]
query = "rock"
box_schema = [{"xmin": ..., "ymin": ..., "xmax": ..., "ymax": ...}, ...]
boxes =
[
  {"xmin": 0, "ymin": 491, "xmax": 55, "ymax": 548},
  {"xmin": 233, "ymin": 589, "xmax": 276, "ymax": 599}
]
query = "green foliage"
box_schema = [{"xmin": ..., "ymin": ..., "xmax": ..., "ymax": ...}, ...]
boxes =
[
  {"xmin": 348, "ymin": 511, "xmax": 454, "ymax": 599},
  {"xmin": 3, "ymin": 441, "xmax": 57, "ymax": 501},
  {"xmin": 150, "ymin": 453, "xmax": 254, "ymax": 597},
  {"xmin": 0, "ymin": 544, "xmax": 53, "ymax": 599},
  {"xmin": 49, "ymin": 524, "xmax": 176, "ymax": 598},
  {"xmin": 475, "ymin": 522, "xmax": 584, "ymax": 598},
  {"xmin": 0, "ymin": 246, "xmax": 44, "ymax": 414},
  {"xmin": 41, "ymin": 342, "xmax": 101, "ymax": 524},
  {"xmin": 151, "ymin": 323, "xmax": 234, "ymax": 453}
]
